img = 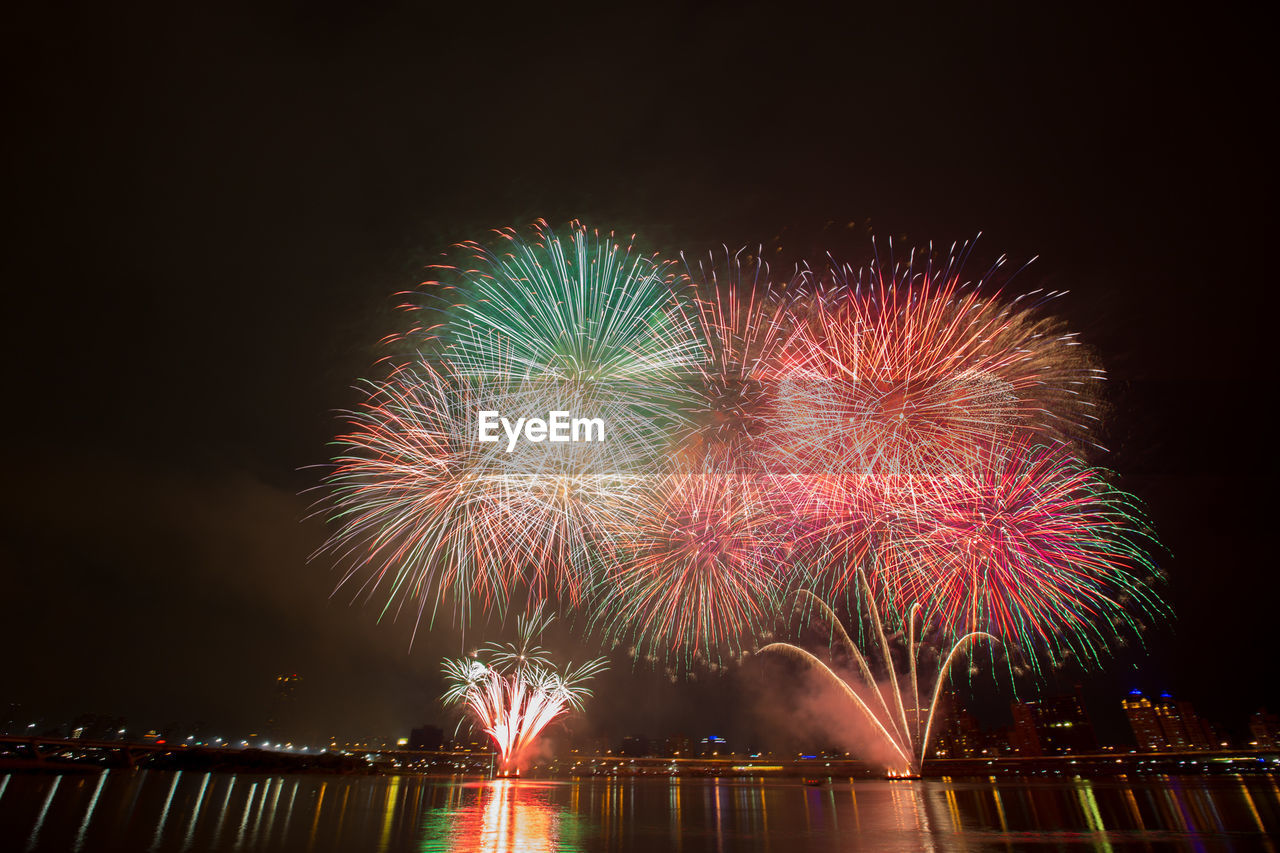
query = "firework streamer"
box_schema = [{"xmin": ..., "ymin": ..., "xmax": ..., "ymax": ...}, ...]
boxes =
[
  {"xmin": 443, "ymin": 608, "xmax": 607, "ymax": 774},
  {"xmin": 413, "ymin": 219, "xmax": 703, "ymax": 459},
  {"xmin": 673, "ymin": 246, "xmax": 810, "ymax": 467},
  {"xmin": 589, "ymin": 447, "xmax": 794, "ymax": 664},
  {"xmin": 771, "ymin": 239, "xmax": 1107, "ymax": 603},
  {"xmin": 319, "ymin": 225, "xmax": 1162, "ymax": 679},
  {"xmin": 771, "ymin": 237, "xmax": 1101, "ymax": 485},
  {"xmin": 761, "ymin": 579, "xmax": 996, "ymax": 775},
  {"xmin": 319, "ymin": 357, "xmax": 644, "ymax": 635},
  {"xmin": 883, "ymin": 439, "xmax": 1166, "ymax": 673},
  {"xmin": 320, "ymin": 221, "xmax": 705, "ymax": 634}
]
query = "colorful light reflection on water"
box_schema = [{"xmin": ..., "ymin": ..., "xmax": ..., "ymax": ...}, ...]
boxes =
[
  {"xmin": 419, "ymin": 779, "xmax": 583, "ymax": 853},
  {"xmin": 0, "ymin": 770, "xmax": 1275, "ymax": 851}
]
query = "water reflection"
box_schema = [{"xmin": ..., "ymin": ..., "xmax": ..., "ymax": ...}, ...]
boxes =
[
  {"xmin": 24, "ymin": 773, "xmax": 59, "ymax": 851},
  {"xmin": 0, "ymin": 769, "xmax": 1275, "ymax": 851},
  {"xmin": 73, "ymin": 770, "xmax": 107, "ymax": 852},
  {"xmin": 419, "ymin": 778, "xmax": 582, "ymax": 853}
]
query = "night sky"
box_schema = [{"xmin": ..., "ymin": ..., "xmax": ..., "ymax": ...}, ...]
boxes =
[{"xmin": 4, "ymin": 3, "xmax": 1273, "ymax": 747}]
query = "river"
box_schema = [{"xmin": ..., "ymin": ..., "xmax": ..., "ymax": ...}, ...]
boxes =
[{"xmin": 0, "ymin": 770, "xmax": 1275, "ymax": 851}]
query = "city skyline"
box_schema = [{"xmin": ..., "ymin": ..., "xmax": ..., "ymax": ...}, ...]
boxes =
[{"xmin": 7, "ymin": 680, "xmax": 1278, "ymax": 760}]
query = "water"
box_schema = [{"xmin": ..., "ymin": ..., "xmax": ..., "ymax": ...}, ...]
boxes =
[{"xmin": 0, "ymin": 770, "xmax": 1275, "ymax": 851}]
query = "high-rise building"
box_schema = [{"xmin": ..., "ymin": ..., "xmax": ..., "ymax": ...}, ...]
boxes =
[
  {"xmin": 69, "ymin": 713, "xmax": 127, "ymax": 741},
  {"xmin": 618, "ymin": 735, "xmax": 651, "ymax": 757},
  {"xmin": 266, "ymin": 673, "xmax": 303, "ymax": 739},
  {"xmin": 1151, "ymin": 693, "xmax": 1193, "ymax": 749},
  {"xmin": 1249, "ymin": 709, "xmax": 1279, "ymax": 749},
  {"xmin": 664, "ymin": 735, "xmax": 693, "ymax": 757},
  {"xmin": 408, "ymin": 724, "xmax": 444, "ymax": 750},
  {"xmin": 698, "ymin": 735, "xmax": 728, "ymax": 757},
  {"xmin": 1176, "ymin": 701, "xmax": 1218, "ymax": 750},
  {"xmin": 1009, "ymin": 703, "xmax": 1043, "ymax": 756},
  {"xmin": 934, "ymin": 695, "xmax": 982, "ymax": 759},
  {"xmin": 1009, "ymin": 696, "xmax": 1097, "ymax": 755},
  {"xmin": 2, "ymin": 703, "xmax": 25, "ymax": 736},
  {"xmin": 1123, "ymin": 690, "xmax": 1215, "ymax": 751},
  {"xmin": 1123, "ymin": 690, "xmax": 1165, "ymax": 750}
]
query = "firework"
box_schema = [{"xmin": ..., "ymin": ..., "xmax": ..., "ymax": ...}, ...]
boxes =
[
  {"xmin": 320, "ymin": 224, "xmax": 1162, "ymax": 677},
  {"xmin": 882, "ymin": 439, "xmax": 1165, "ymax": 671},
  {"xmin": 761, "ymin": 582, "xmax": 996, "ymax": 775},
  {"xmin": 771, "ymin": 239, "xmax": 1103, "ymax": 489},
  {"xmin": 413, "ymin": 219, "xmax": 702, "ymax": 458},
  {"xmin": 443, "ymin": 609, "xmax": 607, "ymax": 773},
  {"xmin": 319, "ymin": 358, "xmax": 648, "ymax": 635},
  {"xmin": 589, "ymin": 448, "xmax": 795, "ymax": 663},
  {"xmin": 321, "ymin": 361, "xmax": 510, "ymax": 630},
  {"xmin": 673, "ymin": 247, "xmax": 808, "ymax": 466}
]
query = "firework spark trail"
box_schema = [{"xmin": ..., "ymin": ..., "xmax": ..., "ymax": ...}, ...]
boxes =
[
  {"xmin": 321, "ymin": 361, "xmax": 516, "ymax": 631},
  {"xmin": 446, "ymin": 222, "xmax": 698, "ymax": 379},
  {"xmin": 761, "ymin": 583, "xmax": 996, "ymax": 775},
  {"xmin": 320, "ymin": 223, "xmax": 1163, "ymax": 673},
  {"xmin": 883, "ymin": 438, "xmax": 1165, "ymax": 671},
  {"xmin": 417, "ymin": 219, "xmax": 703, "ymax": 462},
  {"xmin": 443, "ymin": 609, "xmax": 607, "ymax": 772},
  {"xmin": 590, "ymin": 448, "xmax": 794, "ymax": 663},
  {"xmin": 444, "ymin": 662, "xmax": 597, "ymax": 770},
  {"xmin": 319, "ymin": 358, "xmax": 648, "ymax": 633},
  {"xmin": 772, "ymin": 239, "xmax": 1103, "ymax": 490},
  {"xmin": 318, "ymin": 220, "xmax": 706, "ymax": 632},
  {"xmin": 674, "ymin": 247, "xmax": 809, "ymax": 465},
  {"xmin": 758, "ymin": 239, "xmax": 1135, "ymax": 660}
]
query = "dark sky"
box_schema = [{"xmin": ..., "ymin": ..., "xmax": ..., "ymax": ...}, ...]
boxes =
[{"xmin": 4, "ymin": 2, "xmax": 1274, "ymax": 746}]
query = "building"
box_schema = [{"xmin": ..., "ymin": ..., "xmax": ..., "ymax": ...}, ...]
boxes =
[
  {"xmin": 1249, "ymin": 709, "xmax": 1279, "ymax": 749},
  {"xmin": 664, "ymin": 735, "xmax": 693, "ymax": 757},
  {"xmin": 1123, "ymin": 690, "xmax": 1165, "ymax": 750},
  {"xmin": 698, "ymin": 735, "xmax": 728, "ymax": 757},
  {"xmin": 1176, "ymin": 701, "xmax": 1218, "ymax": 750},
  {"xmin": 984, "ymin": 727, "xmax": 1018, "ymax": 756},
  {"xmin": 69, "ymin": 713, "xmax": 127, "ymax": 741},
  {"xmin": 933, "ymin": 692, "xmax": 982, "ymax": 759},
  {"xmin": 266, "ymin": 673, "xmax": 303, "ymax": 739},
  {"xmin": 617, "ymin": 735, "xmax": 651, "ymax": 757},
  {"xmin": 1123, "ymin": 690, "xmax": 1216, "ymax": 751},
  {"xmin": 408, "ymin": 724, "xmax": 444, "ymax": 750},
  {"xmin": 937, "ymin": 710, "xmax": 982, "ymax": 758},
  {"xmin": 1009, "ymin": 704, "xmax": 1042, "ymax": 756},
  {"xmin": 1152, "ymin": 693, "xmax": 1194, "ymax": 749},
  {"xmin": 2, "ymin": 703, "xmax": 25, "ymax": 736},
  {"xmin": 1009, "ymin": 696, "xmax": 1096, "ymax": 756}
]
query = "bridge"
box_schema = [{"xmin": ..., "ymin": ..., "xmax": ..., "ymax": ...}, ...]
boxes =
[
  {"xmin": 0, "ymin": 734, "xmax": 176, "ymax": 769},
  {"xmin": 926, "ymin": 747, "xmax": 1280, "ymax": 777},
  {"xmin": 3, "ymin": 736, "xmax": 1274, "ymax": 777}
]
